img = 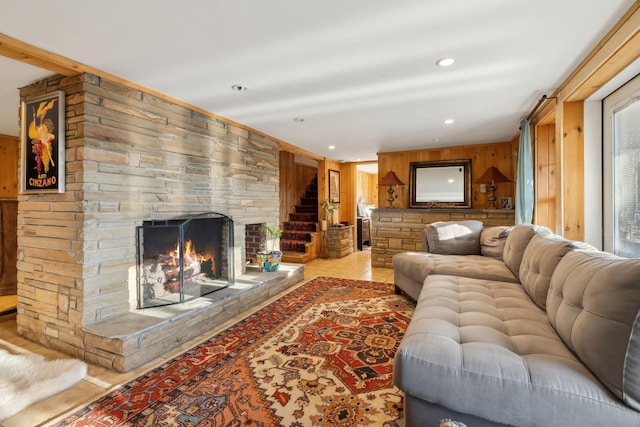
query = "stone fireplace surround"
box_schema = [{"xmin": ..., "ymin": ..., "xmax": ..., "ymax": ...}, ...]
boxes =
[{"xmin": 16, "ymin": 73, "xmax": 303, "ymax": 372}]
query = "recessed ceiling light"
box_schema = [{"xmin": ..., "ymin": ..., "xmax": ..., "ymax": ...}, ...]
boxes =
[
  {"xmin": 231, "ymin": 84, "xmax": 248, "ymax": 92},
  {"xmin": 432, "ymin": 138, "xmax": 441, "ymax": 142},
  {"xmin": 436, "ymin": 57, "xmax": 456, "ymax": 67},
  {"xmin": 443, "ymin": 119, "xmax": 454, "ymax": 125},
  {"xmin": 293, "ymin": 117, "xmax": 305, "ymax": 122},
  {"xmin": 328, "ymin": 145, "xmax": 335, "ymax": 150}
]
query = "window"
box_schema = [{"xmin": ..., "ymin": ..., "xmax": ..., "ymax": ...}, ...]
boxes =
[{"xmin": 603, "ymin": 74, "xmax": 640, "ymax": 258}]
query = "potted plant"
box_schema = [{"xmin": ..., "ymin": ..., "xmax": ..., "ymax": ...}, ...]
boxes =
[
  {"xmin": 257, "ymin": 224, "xmax": 283, "ymax": 272},
  {"xmin": 320, "ymin": 198, "xmax": 339, "ymax": 231}
]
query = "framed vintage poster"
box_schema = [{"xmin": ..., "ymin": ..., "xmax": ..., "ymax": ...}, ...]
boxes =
[
  {"xmin": 21, "ymin": 91, "xmax": 65, "ymax": 193},
  {"xmin": 329, "ymin": 169, "xmax": 340, "ymax": 203}
]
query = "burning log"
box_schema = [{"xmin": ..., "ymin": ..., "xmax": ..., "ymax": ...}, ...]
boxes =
[{"xmin": 141, "ymin": 239, "xmax": 216, "ymax": 302}]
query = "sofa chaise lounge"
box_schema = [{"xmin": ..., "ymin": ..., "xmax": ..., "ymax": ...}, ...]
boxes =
[{"xmin": 392, "ymin": 220, "xmax": 640, "ymax": 427}]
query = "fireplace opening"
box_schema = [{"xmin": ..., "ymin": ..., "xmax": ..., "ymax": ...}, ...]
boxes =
[
  {"xmin": 245, "ymin": 223, "xmax": 266, "ymax": 265},
  {"xmin": 136, "ymin": 212, "xmax": 234, "ymax": 309}
]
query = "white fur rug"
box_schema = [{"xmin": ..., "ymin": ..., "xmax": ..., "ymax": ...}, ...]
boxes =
[{"xmin": 0, "ymin": 348, "xmax": 87, "ymax": 420}]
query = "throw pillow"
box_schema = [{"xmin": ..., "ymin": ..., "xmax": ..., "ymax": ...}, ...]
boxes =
[
  {"xmin": 518, "ymin": 234, "xmax": 573, "ymax": 309},
  {"xmin": 480, "ymin": 226, "xmax": 512, "ymax": 260},
  {"xmin": 502, "ymin": 224, "xmax": 551, "ymax": 279},
  {"xmin": 425, "ymin": 220, "xmax": 482, "ymax": 255}
]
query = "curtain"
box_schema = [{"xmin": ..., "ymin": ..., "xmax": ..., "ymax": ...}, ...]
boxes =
[{"xmin": 516, "ymin": 119, "xmax": 534, "ymax": 224}]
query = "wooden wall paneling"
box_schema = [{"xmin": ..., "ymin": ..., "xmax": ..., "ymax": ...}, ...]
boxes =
[
  {"xmin": 0, "ymin": 135, "xmax": 19, "ymax": 199},
  {"xmin": 341, "ymin": 163, "xmax": 357, "ymax": 227},
  {"xmin": 368, "ymin": 173, "xmax": 378, "ymax": 206},
  {"xmin": 535, "ymin": 124, "xmax": 550, "ymax": 228},
  {"xmin": 320, "ymin": 159, "xmax": 339, "ymax": 224},
  {"xmin": 377, "ymin": 150, "xmax": 410, "ymax": 208},
  {"xmin": 356, "ymin": 170, "xmax": 379, "ymax": 207},
  {"xmin": 342, "ymin": 163, "xmax": 358, "ymax": 252},
  {"xmin": 0, "ymin": 200, "xmax": 18, "ymax": 295},
  {"xmin": 535, "ymin": 123, "xmax": 557, "ymax": 231},
  {"xmin": 0, "ymin": 135, "xmax": 19, "ymax": 295},
  {"xmin": 467, "ymin": 142, "xmax": 513, "ymax": 208},
  {"xmin": 279, "ymin": 151, "xmax": 296, "ymax": 226},
  {"xmin": 547, "ymin": 129, "xmax": 557, "ymax": 233},
  {"xmin": 356, "ymin": 170, "xmax": 367, "ymax": 205},
  {"xmin": 317, "ymin": 159, "xmax": 328, "ymax": 222},
  {"xmin": 377, "ymin": 141, "xmax": 515, "ymax": 209},
  {"xmin": 561, "ymin": 102, "xmax": 585, "ymax": 241},
  {"xmin": 509, "ymin": 132, "xmax": 520, "ymax": 208},
  {"xmin": 317, "ymin": 159, "xmax": 357, "ymax": 227},
  {"xmin": 333, "ymin": 163, "xmax": 357, "ymax": 252}
]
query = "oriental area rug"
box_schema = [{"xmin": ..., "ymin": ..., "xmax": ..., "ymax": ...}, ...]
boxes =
[{"xmin": 52, "ymin": 276, "xmax": 415, "ymax": 427}]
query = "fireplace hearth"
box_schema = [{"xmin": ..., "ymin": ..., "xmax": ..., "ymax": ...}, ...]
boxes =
[{"xmin": 136, "ymin": 212, "xmax": 234, "ymax": 309}]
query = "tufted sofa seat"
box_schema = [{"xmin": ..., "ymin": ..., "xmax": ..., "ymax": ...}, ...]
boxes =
[
  {"xmin": 393, "ymin": 222, "xmax": 550, "ymax": 301},
  {"xmin": 392, "ymin": 221, "xmax": 640, "ymax": 426},
  {"xmin": 394, "ymin": 254, "xmax": 518, "ymax": 301}
]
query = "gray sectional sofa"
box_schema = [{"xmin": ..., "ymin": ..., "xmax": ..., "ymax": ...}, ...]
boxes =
[{"xmin": 392, "ymin": 220, "xmax": 640, "ymax": 427}]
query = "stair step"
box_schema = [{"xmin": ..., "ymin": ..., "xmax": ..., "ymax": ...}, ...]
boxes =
[
  {"xmin": 281, "ymin": 251, "xmax": 317, "ymax": 264},
  {"xmin": 295, "ymin": 205, "xmax": 317, "ymax": 213},
  {"xmin": 289, "ymin": 212, "xmax": 318, "ymax": 222},
  {"xmin": 280, "ymin": 240, "xmax": 307, "ymax": 252},
  {"xmin": 282, "ymin": 231, "xmax": 312, "ymax": 242},
  {"xmin": 280, "ymin": 174, "xmax": 319, "ymax": 260},
  {"xmin": 283, "ymin": 222, "xmax": 317, "ymax": 232},
  {"xmin": 300, "ymin": 197, "xmax": 317, "ymax": 206}
]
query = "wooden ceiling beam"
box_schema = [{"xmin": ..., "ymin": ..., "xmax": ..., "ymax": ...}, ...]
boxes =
[
  {"xmin": 0, "ymin": 33, "xmax": 324, "ymax": 160},
  {"xmin": 0, "ymin": 33, "xmax": 81, "ymax": 76},
  {"xmin": 554, "ymin": 2, "xmax": 640, "ymax": 103}
]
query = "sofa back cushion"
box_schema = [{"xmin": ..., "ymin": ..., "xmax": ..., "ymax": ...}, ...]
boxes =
[
  {"xmin": 502, "ymin": 224, "xmax": 550, "ymax": 280},
  {"xmin": 546, "ymin": 250, "xmax": 640, "ymax": 411},
  {"xmin": 480, "ymin": 226, "xmax": 512, "ymax": 260},
  {"xmin": 518, "ymin": 234, "xmax": 574, "ymax": 309},
  {"xmin": 424, "ymin": 220, "xmax": 482, "ymax": 255}
]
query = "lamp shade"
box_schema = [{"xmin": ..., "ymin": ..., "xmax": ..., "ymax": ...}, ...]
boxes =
[
  {"xmin": 475, "ymin": 166, "xmax": 511, "ymax": 184},
  {"xmin": 379, "ymin": 171, "xmax": 405, "ymax": 186}
]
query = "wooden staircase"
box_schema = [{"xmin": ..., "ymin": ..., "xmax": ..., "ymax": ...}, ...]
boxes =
[{"xmin": 281, "ymin": 176, "xmax": 320, "ymax": 263}]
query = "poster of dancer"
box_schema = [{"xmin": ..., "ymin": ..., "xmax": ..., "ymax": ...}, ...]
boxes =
[{"xmin": 21, "ymin": 91, "xmax": 65, "ymax": 193}]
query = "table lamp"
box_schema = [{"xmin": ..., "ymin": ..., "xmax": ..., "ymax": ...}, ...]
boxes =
[
  {"xmin": 475, "ymin": 166, "xmax": 511, "ymax": 208},
  {"xmin": 379, "ymin": 171, "xmax": 404, "ymax": 208}
]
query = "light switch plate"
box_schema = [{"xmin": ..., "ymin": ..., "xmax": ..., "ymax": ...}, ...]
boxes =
[{"xmin": 480, "ymin": 184, "xmax": 487, "ymax": 193}]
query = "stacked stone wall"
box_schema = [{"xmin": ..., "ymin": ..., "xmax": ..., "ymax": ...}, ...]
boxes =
[
  {"xmin": 371, "ymin": 208, "xmax": 516, "ymax": 268},
  {"xmin": 17, "ymin": 73, "xmax": 281, "ymax": 362}
]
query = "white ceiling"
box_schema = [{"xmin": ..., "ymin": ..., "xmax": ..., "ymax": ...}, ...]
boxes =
[{"xmin": 0, "ymin": 0, "xmax": 636, "ymax": 162}]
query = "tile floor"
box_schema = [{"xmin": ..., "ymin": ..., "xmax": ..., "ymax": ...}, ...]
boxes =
[{"xmin": 0, "ymin": 249, "xmax": 394, "ymax": 426}]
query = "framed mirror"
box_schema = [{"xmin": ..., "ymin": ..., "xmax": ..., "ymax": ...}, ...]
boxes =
[{"xmin": 409, "ymin": 159, "xmax": 471, "ymax": 208}]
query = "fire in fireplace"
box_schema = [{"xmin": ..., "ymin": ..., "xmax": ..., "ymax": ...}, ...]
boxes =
[{"xmin": 136, "ymin": 212, "xmax": 234, "ymax": 309}]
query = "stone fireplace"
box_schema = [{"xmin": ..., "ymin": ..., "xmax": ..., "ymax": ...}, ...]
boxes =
[
  {"xmin": 245, "ymin": 223, "xmax": 266, "ymax": 265},
  {"xmin": 16, "ymin": 73, "xmax": 303, "ymax": 372},
  {"xmin": 136, "ymin": 212, "xmax": 234, "ymax": 308}
]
